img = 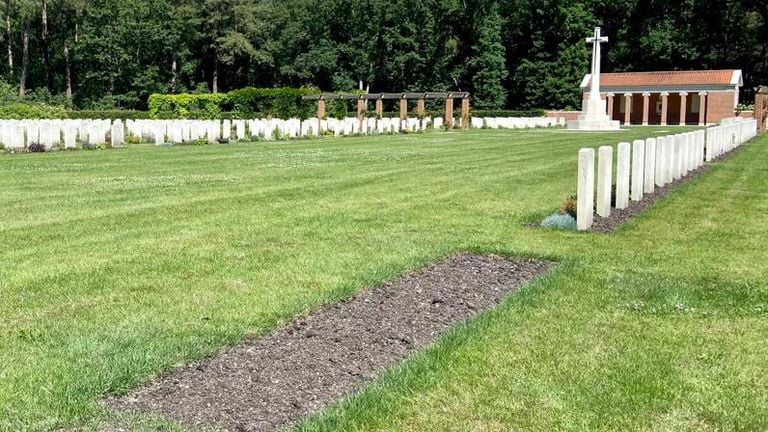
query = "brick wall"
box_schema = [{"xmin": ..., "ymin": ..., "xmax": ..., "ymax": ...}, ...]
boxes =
[
  {"xmin": 546, "ymin": 111, "xmax": 580, "ymax": 121},
  {"xmin": 706, "ymin": 91, "xmax": 736, "ymax": 123}
]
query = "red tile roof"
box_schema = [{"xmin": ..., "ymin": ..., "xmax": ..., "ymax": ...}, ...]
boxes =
[{"xmin": 585, "ymin": 70, "xmax": 739, "ymax": 88}]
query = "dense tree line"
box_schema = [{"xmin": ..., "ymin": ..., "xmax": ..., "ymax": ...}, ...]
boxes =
[{"xmin": 1, "ymin": 0, "xmax": 765, "ymax": 110}]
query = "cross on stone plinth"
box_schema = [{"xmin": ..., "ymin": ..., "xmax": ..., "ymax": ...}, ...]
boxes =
[{"xmin": 586, "ymin": 27, "xmax": 608, "ymax": 101}]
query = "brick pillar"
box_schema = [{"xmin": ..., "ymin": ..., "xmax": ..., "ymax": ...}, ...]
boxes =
[
  {"xmin": 660, "ymin": 92, "xmax": 669, "ymax": 126},
  {"xmin": 642, "ymin": 92, "xmax": 650, "ymax": 126},
  {"xmin": 623, "ymin": 93, "xmax": 632, "ymax": 125},
  {"xmin": 606, "ymin": 93, "xmax": 614, "ymax": 119},
  {"xmin": 357, "ymin": 98, "xmax": 366, "ymax": 121},
  {"xmin": 444, "ymin": 98, "xmax": 454, "ymax": 129},
  {"xmin": 399, "ymin": 97, "xmax": 408, "ymax": 121},
  {"xmin": 416, "ymin": 98, "xmax": 425, "ymax": 117},
  {"xmin": 756, "ymin": 87, "xmax": 767, "ymax": 133},
  {"xmin": 461, "ymin": 96, "xmax": 470, "ymax": 130},
  {"xmin": 375, "ymin": 98, "xmax": 383, "ymax": 119},
  {"xmin": 679, "ymin": 92, "xmax": 688, "ymax": 126},
  {"xmin": 317, "ymin": 98, "xmax": 326, "ymax": 120},
  {"xmin": 698, "ymin": 92, "xmax": 707, "ymax": 126}
]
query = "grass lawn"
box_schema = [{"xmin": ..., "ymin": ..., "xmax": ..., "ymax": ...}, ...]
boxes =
[{"xmin": 1, "ymin": 127, "xmax": 766, "ymax": 431}]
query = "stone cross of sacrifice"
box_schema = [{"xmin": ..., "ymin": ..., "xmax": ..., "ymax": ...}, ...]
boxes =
[{"xmin": 587, "ymin": 27, "xmax": 608, "ymax": 101}]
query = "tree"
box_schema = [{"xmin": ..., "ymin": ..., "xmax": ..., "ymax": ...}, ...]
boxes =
[{"xmin": 469, "ymin": 1, "xmax": 507, "ymax": 109}]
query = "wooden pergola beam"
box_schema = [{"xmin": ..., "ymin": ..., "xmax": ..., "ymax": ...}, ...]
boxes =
[
  {"xmin": 302, "ymin": 92, "xmax": 470, "ymax": 101},
  {"xmin": 303, "ymin": 92, "xmax": 471, "ymax": 130}
]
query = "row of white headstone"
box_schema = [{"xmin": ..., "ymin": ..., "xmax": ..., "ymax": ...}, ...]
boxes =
[
  {"xmin": 577, "ymin": 118, "xmax": 758, "ymax": 231},
  {"xmin": 0, "ymin": 116, "xmax": 563, "ymax": 150},
  {"xmin": 472, "ymin": 117, "xmax": 565, "ymax": 129},
  {"xmin": 0, "ymin": 119, "xmax": 117, "ymax": 150}
]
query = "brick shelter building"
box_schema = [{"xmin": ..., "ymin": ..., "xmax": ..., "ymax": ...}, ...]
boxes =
[{"xmin": 580, "ymin": 70, "xmax": 743, "ymax": 125}]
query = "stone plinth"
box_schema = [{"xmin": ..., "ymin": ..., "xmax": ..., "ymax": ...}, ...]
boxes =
[{"xmin": 567, "ymin": 99, "xmax": 621, "ymax": 131}]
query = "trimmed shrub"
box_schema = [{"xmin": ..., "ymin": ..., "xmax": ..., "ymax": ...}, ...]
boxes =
[
  {"xmin": 377, "ymin": 108, "xmax": 547, "ymax": 119},
  {"xmin": 66, "ymin": 110, "xmax": 151, "ymax": 120},
  {"xmin": 540, "ymin": 213, "xmax": 577, "ymax": 230},
  {"xmin": 27, "ymin": 143, "xmax": 46, "ymax": 153},
  {"xmin": 147, "ymin": 93, "xmax": 230, "ymax": 119},
  {"xmin": 149, "ymin": 87, "xmax": 320, "ymax": 120},
  {"xmin": 0, "ymin": 103, "xmax": 67, "ymax": 119},
  {"xmin": 471, "ymin": 109, "xmax": 546, "ymax": 118},
  {"xmin": 227, "ymin": 87, "xmax": 319, "ymax": 119}
]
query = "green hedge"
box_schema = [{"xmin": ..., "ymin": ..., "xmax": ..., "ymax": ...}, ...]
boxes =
[
  {"xmin": 148, "ymin": 88, "xmax": 321, "ymax": 120},
  {"xmin": 472, "ymin": 109, "xmax": 546, "ymax": 118},
  {"xmin": 376, "ymin": 108, "xmax": 547, "ymax": 119},
  {"xmin": 148, "ymin": 93, "xmax": 229, "ymax": 119},
  {"xmin": 227, "ymin": 88, "xmax": 319, "ymax": 119},
  {"xmin": 0, "ymin": 103, "xmax": 68, "ymax": 119},
  {"xmin": 66, "ymin": 110, "xmax": 152, "ymax": 120}
]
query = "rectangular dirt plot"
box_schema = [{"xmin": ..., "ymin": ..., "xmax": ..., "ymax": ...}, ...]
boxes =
[{"xmin": 107, "ymin": 254, "xmax": 554, "ymax": 431}]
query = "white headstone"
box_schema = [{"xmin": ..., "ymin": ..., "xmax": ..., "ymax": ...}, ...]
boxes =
[
  {"xmin": 631, "ymin": 140, "xmax": 645, "ymax": 201},
  {"xmin": 111, "ymin": 120, "xmax": 125, "ymax": 148},
  {"xmin": 615, "ymin": 142, "xmax": 631, "ymax": 209},
  {"xmin": 643, "ymin": 138, "xmax": 656, "ymax": 194},
  {"xmin": 654, "ymin": 136, "xmax": 665, "ymax": 187},
  {"xmin": 64, "ymin": 124, "xmax": 77, "ymax": 149},
  {"xmin": 596, "ymin": 146, "xmax": 613, "ymax": 218},
  {"xmin": 577, "ymin": 148, "xmax": 595, "ymax": 230}
]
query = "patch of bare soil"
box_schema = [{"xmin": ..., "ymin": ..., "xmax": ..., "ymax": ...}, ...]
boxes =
[{"xmin": 107, "ymin": 254, "xmax": 554, "ymax": 432}]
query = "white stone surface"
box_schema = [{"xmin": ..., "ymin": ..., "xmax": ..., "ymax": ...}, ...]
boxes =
[
  {"xmin": 631, "ymin": 139, "xmax": 645, "ymax": 201},
  {"xmin": 654, "ymin": 136, "xmax": 665, "ymax": 187},
  {"xmin": 577, "ymin": 148, "xmax": 595, "ymax": 231},
  {"xmin": 643, "ymin": 138, "xmax": 656, "ymax": 194},
  {"xmin": 596, "ymin": 146, "xmax": 613, "ymax": 218},
  {"xmin": 111, "ymin": 120, "xmax": 124, "ymax": 148},
  {"xmin": 615, "ymin": 142, "xmax": 631, "ymax": 209}
]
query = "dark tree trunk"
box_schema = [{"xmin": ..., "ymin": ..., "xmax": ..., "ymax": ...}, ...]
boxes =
[
  {"xmin": 64, "ymin": 42, "xmax": 72, "ymax": 101},
  {"xmin": 18, "ymin": 23, "xmax": 28, "ymax": 98},
  {"xmin": 5, "ymin": 0, "xmax": 12, "ymax": 72},
  {"xmin": 42, "ymin": 0, "xmax": 52, "ymax": 90},
  {"xmin": 171, "ymin": 54, "xmax": 177, "ymax": 92},
  {"xmin": 212, "ymin": 54, "xmax": 219, "ymax": 93}
]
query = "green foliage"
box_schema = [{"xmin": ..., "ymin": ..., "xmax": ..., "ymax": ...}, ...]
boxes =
[
  {"xmin": 149, "ymin": 88, "xmax": 319, "ymax": 119},
  {"xmin": 66, "ymin": 110, "xmax": 152, "ymax": 120},
  {"xmin": 469, "ymin": 1, "xmax": 508, "ymax": 109},
  {"xmin": 126, "ymin": 135, "xmax": 143, "ymax": 145},
  {"xmin": 226, "ymin": 87, "xmax": 319, "ymax": 119},
  {"xmin": 540, "ymin": 212, "xmax": 577, "ymax": 230},
  {"xmin": 472, "ymin": 109, "xmax": 547, "ymax": 118},
  {"xmin": 148, "ymin": 93, "xmax": 229, "ymax": 119},
  {"xmin": 0, "ymin": 103, "xmax": 68, "ymax": 120}
]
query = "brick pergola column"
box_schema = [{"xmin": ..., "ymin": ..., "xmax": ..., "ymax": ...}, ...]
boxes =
[
  {"xmin": 461, "ymin": 96, "xmax": 470, "ymax": 130},
  {"xmin": 698, "ymin": 92, "xmax": 707, "ymax": 126},
  {"xmin": 357, "ymin": 97, "xmax": 366, "ymax": 121},
  {"xmin": 416, "ymin": 98, "xmax": 425, "ymax": 117},
  {"xmin": 375, "ymin": 97, "xmax": 383, "ymax": 119},
  {"xmin": 444, "ymin": 97, "xmax": 454, "ymax": 129},
  {"xmin": 756, "ymin": 87, "xmax": 768, "ymax": 133},
  {"xmin": 660, "ymin": 92, "xmax": 669, "ymax": 126},
  {"xmin": 679, "ymin": 91, "xmax": 688, "ymax": 126},
  {"xmin": 399, "ymin": 96, "xmax": 408, "ymax": 121},
  {"xmin": 642, "ymin": 92, "xmax": 651, "ymax": 126},
  {"xmin": 606, "ymin": 93, "xmax": 615, "ymax": 119},
  {"xmin": 316, "ymin": 97, "xmax": 326, "ymax": 120},
  {"xmin": 623, "ymin": 93, "xmax": 632, "ymax": 125}
]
